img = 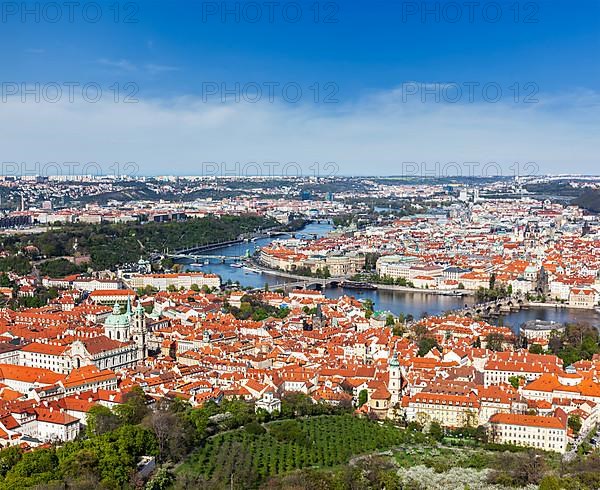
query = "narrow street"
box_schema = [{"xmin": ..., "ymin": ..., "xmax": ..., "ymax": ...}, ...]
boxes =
[{"xmin": 563, "ymin": 425, "xmax": 598, "ymax": 462}]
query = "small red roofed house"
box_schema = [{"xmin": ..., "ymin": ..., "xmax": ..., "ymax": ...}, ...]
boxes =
[
  {"xmin": 289, "ymin": 289, "xmax": 325, "ymax": 301},
  {"xmin": 34, "ymin": 406, "xmax": 80, "ymax": 442},
  {"xmin": 17, "ymin": 285, "xmax": 35, "ymax": 298}
]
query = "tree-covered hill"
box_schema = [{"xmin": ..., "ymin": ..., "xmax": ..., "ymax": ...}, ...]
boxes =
[
  {"xmin": 1, "ymin": 214, "xmax": 276, "ymax": 272},
  {"xmin": 573, "ymin": 189, "xmax": 600, "ymax": 213}
]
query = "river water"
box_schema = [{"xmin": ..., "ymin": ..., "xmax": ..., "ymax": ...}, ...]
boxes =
[
  {"xmin": 177, "ymin": 222, "xmax": 600, "ymax": 332},
  {"xmin": 179, "ymin": 222, "xmax": 333, "ymax": 288}
]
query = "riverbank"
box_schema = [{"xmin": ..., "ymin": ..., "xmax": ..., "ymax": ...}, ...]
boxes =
[
  {"xmin": 175, "ymin": 222, "xmax": 599, "ymax": 327},
  {"xmin": 529, "ymin": 301, "xmax": 599, "ymax": 311},
  {"xmin": 250, "ymin": 260, "xmax": 476, "ymax": 296},
  {"xmin": 374, "ymin": 283, "xmax": 474, "ymax": 296}
]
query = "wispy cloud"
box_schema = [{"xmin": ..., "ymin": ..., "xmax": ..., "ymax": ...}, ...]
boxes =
[
  {"xmin": 96, "ymin": 58, "xmax": 137, "ymax": 71},
  {"xmin": 96, "ymin": 59, "xmax": 179, "ymax": 75},
  {"xmin": 0, "ymin": 86, "xmax": 598, "ymax": 176},
  {"xmin": 144, "ymin": 63, "xmax": 180, "ymax": 75}
]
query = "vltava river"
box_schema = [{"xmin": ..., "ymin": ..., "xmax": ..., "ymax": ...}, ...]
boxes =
[{"xmin": 178, "ymin": 222, "xmax": 600, "ymax": 332}]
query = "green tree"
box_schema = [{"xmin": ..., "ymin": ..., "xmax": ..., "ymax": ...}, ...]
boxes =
[
  {"xmin": 269, "ymin": 420, "xmax": 306, "ymax": 445},
  {"xmin": 362, "ymin": 299, "xmax": 374, "ymax": 319},
  {"xmin": 508, "ymin": 375, "xmax": 524, "ymax": 389},
  {"xmin": 418, "ymin": 337, "xmax": 439, "ymax": 357},
  {"xmin": 38, "ymin": 258, "xmax": 84, "ymax": 277},
  {"xmin": 0, "ymin": 273, "xmax": 13, "ymax": 287},
  {"xmin": 539, "ymin": 476, "xmax": 561, "ymax": 490},
  {"xmin": 6, "ymin": 448, "xmax": 58, "ymax": 482},
  {"xmin": 358, "ymin": 389, "xmax": 368, "ymax": 407},
  {"xmin": 429, "ymin": 421, "xmax": 444, "ymax": 441},
  {"xmin": 115, "ymin": 385, "xmax": 149, "ymax": 424},
  {"xmin": 86, "ymin": 404, "xmax": 120, "ymax": 437},
  {"xmin": 59, "ymin": 447, "xmax": 100, "ymax": 483},
  {"xmin": 0, "ymin": 446, "xmax": 22, "ymax": 477},
  {"xmin": 568, "ymin": 415, "xmax": 582, "ymax": 435},
  {"xmin": 529, "ymin": 343, "xmax": 543, "ymax": 354},
  {"xmin": 485, "ymin": 333, "xmax": 505, "ymax": 352},
  {"xmin": 146, "ymin": 466, "xmax": 175, "ymax": 490}
]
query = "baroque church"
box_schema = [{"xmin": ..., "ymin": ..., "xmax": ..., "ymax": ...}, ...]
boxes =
[
  {"xmin": 103, "ymin": 297, "xmax": 148, "ymax": 362},
  {"xmin": 366, "ymin": 351, "xmax": 405, "ymax": 419},
  {"xmin": 21, "ymin": 297, "xmax": 149, "ymax": 375}
]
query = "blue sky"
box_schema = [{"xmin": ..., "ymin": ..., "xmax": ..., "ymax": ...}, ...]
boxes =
[{"xmin": 1, "ymin": 0, "xmax": 599, "ymax": 176}]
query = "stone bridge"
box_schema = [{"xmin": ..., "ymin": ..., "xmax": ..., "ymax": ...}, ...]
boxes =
[
  {"xmin": 257, "ymin": 278, "xmax": 344, "ymax": 293},
  {"xmin": 460, "ymin": 297, "xmax": 529, "ymax": 318}
]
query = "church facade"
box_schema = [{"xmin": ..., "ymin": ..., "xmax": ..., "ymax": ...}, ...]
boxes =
[
  {"xmin": 18, "ymin": 298, "xmax": 149, "ymax": 374},
  {"xmin": 103, "ymin": 298, "xmax": 148, "ymax": 363}
]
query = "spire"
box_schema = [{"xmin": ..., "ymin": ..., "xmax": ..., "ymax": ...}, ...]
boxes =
[
  {"xmin": 112, "ymin": 302, "xmax": 121, "ymax": 315},
  {"xmin": 389, "ymin": 351, "xmax": 399, "ymax": 368},
  {"xmin": 135, "ymin": 300, "xmax": 145, "ymax": 313},
  {"xmin": 126, "ymin": 295, "xmax": 132, "ymax": 316}
]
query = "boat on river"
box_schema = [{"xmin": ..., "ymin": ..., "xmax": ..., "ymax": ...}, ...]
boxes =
[{"xmin": 340, "ymin": 281, "xmax": 377, "ymax": 290}]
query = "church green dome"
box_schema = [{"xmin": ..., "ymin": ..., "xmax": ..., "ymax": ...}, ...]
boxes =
[{"xmin": 104, "ymin": 302, "xmax": 131, "ymax": 327}]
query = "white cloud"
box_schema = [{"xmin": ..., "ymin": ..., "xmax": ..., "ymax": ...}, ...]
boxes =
[
  {"xmin": 96, "ymin": 58, "xmax": 137, "ymax": 71},
  {"xmin": 0, "ymin": 86, "xmax": 598, "ymax": 177},
  {"xmin": 96, "ymin": 59, "xmax": 180, "ymax": 76},
  {"xmin": 144, "ymin": 64, "xmax": 180, "ymax": 75}
]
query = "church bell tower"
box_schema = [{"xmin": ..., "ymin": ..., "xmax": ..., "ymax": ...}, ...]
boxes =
[
  {"xmin": 132, "ymin": 301, "xmax": 147, "ymax": 362},
  {"xmin": 388, "ymin": 351, "xmax": 403, "ymax": 405}
]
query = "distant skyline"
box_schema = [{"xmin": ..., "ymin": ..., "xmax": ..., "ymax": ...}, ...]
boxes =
[{"xmin": 1, "ymin": 0, "xmax": 599, "ymax": 176}]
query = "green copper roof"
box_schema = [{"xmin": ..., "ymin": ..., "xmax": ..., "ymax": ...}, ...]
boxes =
[{"xmin": 104, "ymin": 301, "xmax": 131, "ymax": 327}]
